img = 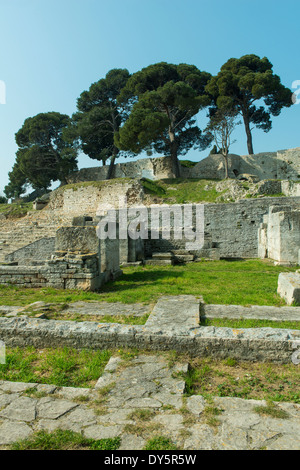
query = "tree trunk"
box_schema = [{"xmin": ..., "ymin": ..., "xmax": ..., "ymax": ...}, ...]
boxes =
[
  {"xmin": 223, "ymin": 153, "xmax": 229, "ymax": 179},
  {"xmin": 106, "ymin": 150, "xmax": 117, "ymax": 180},
  {"xmin": 242, "ymin": 113, "xmax": 254, "ymax": 155},
  {"xmin": 169, "ymin": 128, "xmax": 181, "ymax": 178}
]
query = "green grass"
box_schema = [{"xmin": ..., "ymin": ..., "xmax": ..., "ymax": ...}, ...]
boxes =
[
  {"xmin": 142, "ymin": 178, "xmax": 223, "ymax": 204},
  {"xmin": 201, "ymin": 318, "xmax": 300, "ymax": 330},
  {"xmin": 0, "ymin": 346, "xmax": 112, "ymax": 387},
  {"xmin": 253, "ymin": 401, "xmax": 290, "ymax": 419},
  {"xmin": 10, "ymin": 429, "xmax": 121, "ymax": 450},
  {"xmin": 24, "ymin": 307, "xmax": 150, "ymax": 325},
  {"xmin": 0, "ymin": 202, "xmax": 33, "ymax": 218},
  {"xmin": 55, "ymin": 178, "xmax": 133, "ymax": 192},
  {"xmin": 1, "ymin": 347, "xmax": 299, "ymax": 404},
  {"xmin": 143, "ymin": 435, "xmax": 178, "ymax": 450},
  {"xmin": 0, "ymin": 259, "xmax": 296, "ymax": 307},
  {"xmin": 183, "ymin": 356, "xmax": 300, "ymax": 403}
]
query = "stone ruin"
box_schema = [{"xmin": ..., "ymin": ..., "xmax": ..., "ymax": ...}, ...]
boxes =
[
  {"xmin": 1, "ymin": 194, "xmax": 300, "ymax": 298},
  {"xmin": 1, "ymin": 147, "xmax": 300, "ymax": 301},
  {"xmin": 0, "ymin": 216, "xmax": 122, "ymax": 291},
  {"xmin": 67, "ymin": 147, "xmax": 300, "ymax": 184}
]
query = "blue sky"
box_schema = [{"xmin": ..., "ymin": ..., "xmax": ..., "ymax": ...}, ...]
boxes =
[{"xmin": 0, "ymin": 0, "xmax": 299, "ymax": 194}]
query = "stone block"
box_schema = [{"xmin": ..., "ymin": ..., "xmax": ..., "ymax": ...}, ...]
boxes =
[
  {"xmin": 277, "ymin": 272, "xmax": 300, "ymax": 305},
  {"xmin": 143, "ymin": 259, "xmax": 173, "ymax": 266},
  {"xmin": 55, "ymin": 226, "xmax": 100, "ymax": 255}
]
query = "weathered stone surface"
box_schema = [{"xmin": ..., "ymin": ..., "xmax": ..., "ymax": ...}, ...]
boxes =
[
  {"xmin": 145, "ymin": 295, "xmax": 200, "ymax": 331},
  {"xmin": 0, "ymin": 353, "xmax": 299, "ymax": 450},
  {"xmin": 202, "ymin": 303, "xmax": 300, "ymax": 321},
  {"xmin": 258, "ymin": 205, "xmax": 300, "ymax": 265},
  {"xmin": 83, "ymin": 424, "xmax": 123, "ymax": 440},
  {"xmin": 0, "ymin": 397, "xmax": 37, "ymax": 422},
  {"xmin": 37, "ymin": 397, "xmax": 78, "ymax": 420},
  {"xmin": 278, "ymin": 272, "xmax": 300, "ymax": 305},
  {"xmin": 0, "ymin": 421, "xmax": 33, "ymax": 445},
  {"xmin": 0, "ymin": 295, "xmax": 300, "ymax": 364},
  {"xmin": 0, "ymin": 381, "xmax": 38, "ymax": 393},
  {"xmin": 62, "ymin": 301, "xmax": 151, "ymax": 318},
  {"xmin": 119, "ymin": 433, "xmax": 146, "ymax": 451},
  {"xmin": 186, "ymin": 395, "xmax": 206, "ymax": 416}
]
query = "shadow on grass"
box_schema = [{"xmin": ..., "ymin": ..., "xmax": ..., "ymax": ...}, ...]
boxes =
[{"xmin": 98, "ymin": 269, "xmax": 184, "ymax": 294}]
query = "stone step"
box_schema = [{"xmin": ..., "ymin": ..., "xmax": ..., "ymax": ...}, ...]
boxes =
[
  {"xmin": 172, "ymin": 250, "xmax": 193, "ymax": 255},
  {"xmin": 173, "ymin": 254, "xmax": 194, "ymax": 263},
  {"xmin": 144, "ymin": 259, "xmax": 174, "ymax": 266},
  {"xmin": 152, "ymin": 252, "xmax": 174, "ymax": 260}
]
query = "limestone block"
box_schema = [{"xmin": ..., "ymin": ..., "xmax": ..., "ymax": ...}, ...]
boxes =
[
  {"xmin": 277, "ymin": 272, "xmax": 300, "ymax": 305},
  {"xmin": 55, "ymin": 226, "xmax": 100, "ymax": 255}
]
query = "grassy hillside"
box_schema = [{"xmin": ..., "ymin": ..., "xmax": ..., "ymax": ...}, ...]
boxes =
[
  {"xmin": 0, "ymin": 202, "xmax": 33, "ymax": 219},
  {"xmin": 141, "ymin": 178, "xmax": 225, "ymax": 204}
]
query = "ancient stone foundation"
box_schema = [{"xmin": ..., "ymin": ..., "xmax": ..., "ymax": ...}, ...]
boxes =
[
  {"xmin": 0, "ymin": 222, "xmax": 122, "ymax": 291},
  {"xmin": 0, "ymin": 296, "xmax": 299, "ymax": 364},
  {"xmin": 0, "ymin": 254, "xmax": 102, "ymax": 290}
]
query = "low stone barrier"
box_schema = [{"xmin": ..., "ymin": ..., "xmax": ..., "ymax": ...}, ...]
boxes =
[
  {"xmin": 0, "ymin": 254, "xmax": 103, "ymax": 290},
  {"xmin": 0, "ymin": 296, "xmax": 299, "ymax": 364},
  {"xmin": 202, "ymin": 303, "xmax": 300, "ymax": 321}
]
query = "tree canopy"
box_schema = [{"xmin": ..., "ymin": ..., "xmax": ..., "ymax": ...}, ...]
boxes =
[
  {"xmin": 5, "ymin": 112, "xmax": 78, "ymax": 197},
  {"xmin": 72, "ymin": 68, "xmax": 134, "ymax": 179},
  {"xmin": 4, "ymin": 57, "xmax": 294, "ymax": 197},
  {"xmin": 206, "ymin": 54, "xmax": 293, "ymax": 155},
  {"xmin": 115, "ymin": 62, "xmax": 213, "ymax": 177}
]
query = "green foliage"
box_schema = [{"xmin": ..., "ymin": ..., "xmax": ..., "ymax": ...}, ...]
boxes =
[
  {"xmin": 179, "ymin": 160, "xmax": 197, "ymax": 168},
  {"xmin": 201, "ymin": 317, "xmax": 300, "ymax": 330},
  {"xmin": 140, "ymin": 177, "xmax": 167, "ymax": 196},
  {"xmin": 185, "ymin": 357, "xmax": 300, "ymax": 403},
  {"xmin": 6, "ymin": 112, "xmax": 78, "ymax": 194},
  {"xmin": 206, "ymin": 54, "xmax": 293, "ymax": 154},
  {"xmin": 73, "ymin": 69, "xmax": 134, "ymax": 176},
  {"xmin": 116, "ymin": 62, "xmax": 213, "ymax": 177},
  {"xmin": 253, "ymin": 401, "xmax": 290, "ymax": 419},
  {"xmin": 4, "ymin": 162, "xmax": 28, "ymax": 199}
]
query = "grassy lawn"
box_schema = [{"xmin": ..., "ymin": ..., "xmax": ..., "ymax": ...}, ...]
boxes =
[
  {"xmin": 0, "ymin": 346, "xmax": 112, "ymax": 388},
  {"xmin": 201, "ymin": 318, "xmax": 300, "ymax": 330},
  {"xmin": 1, "ymin": 347, "xmax": 299, "ymax": 405},
  {"xmin": 0, "ymin": 259, "xmax": 297, "ymax": 307},
  {"xmin": 183, "ymin": 355, "xmax": 300, "ymax": 404}
]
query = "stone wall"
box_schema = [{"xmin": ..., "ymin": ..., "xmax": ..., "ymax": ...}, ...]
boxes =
[
  {"xmin": 67, "ymin": 156, "xmax": 175, "ymax": 183},
  {"xmin": 0, "ymin": 254, "xmax": 102, "ymax": 290},
  {"xmin": 66, "ymin": 148, "xmax": 300, "ymax": 183},
  {"xmin": 55, "ymin": 224, "xmax": 122, "ymax": 283},
  {"xmin": 0, "ymin": 224, "xmax": 122, "ymax": 291},
  {"xmin": 5, "ymin": 238, "xmax": 55, "ymax": 265},
  {"xmin": 182, "ymin": 148, "xmax": 300, "ymax": 181},
  {"xmin": 258, "ymin": 205, "xmax": 300, "ymax": 265},
  {"xmin": 141, "ymin": 197, "xmax": 300, "ymax": 260},
  {"xmin": 48, "ymin": 179, "xmax": 145, "ymax": 216}
]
